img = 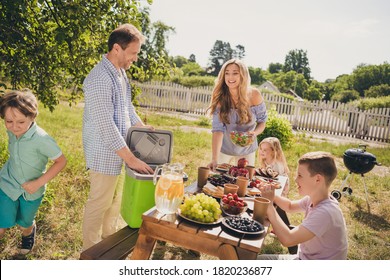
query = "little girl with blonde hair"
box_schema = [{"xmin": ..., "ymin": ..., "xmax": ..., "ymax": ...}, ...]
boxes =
[
  {"xmin": 258, "ymin": 137, "xmax": 289, "ymax": 196},
  {"xmin": 258, "ymin": 137, "xmax": 294, "ymax": 246}
]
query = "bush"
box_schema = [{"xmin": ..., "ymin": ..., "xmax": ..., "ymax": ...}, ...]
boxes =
[
  {"xmin": 353, "ymin": 95, "xmax": 390, "ymax": 110},
  {"xmin": 170, "ymin": 75, "xmax": 215, "ymax": 88},
  {"xmin": 331, "ymin": 90, "xmax": 360, "ymax": 103},
  {"xmin": 364, "ymin": 84, "xmax": 390, "ymax": 98},
  {"xmin": 257, "ymin": 107, "xmax": 294, "ymax": 148}
]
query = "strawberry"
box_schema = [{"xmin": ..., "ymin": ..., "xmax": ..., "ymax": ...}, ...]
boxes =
[
  {"xmin": 229, "ymin": 200, "xmax": 236, "ymax": 206},
  {"xmin": 236, "ymin": 202, "xmax": 244, "ymax": 208}
]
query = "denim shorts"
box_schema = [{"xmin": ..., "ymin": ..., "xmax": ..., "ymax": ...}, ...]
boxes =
[{"xmin": 0, "ymin": 188, "xmax": 43, "ymax": 228}]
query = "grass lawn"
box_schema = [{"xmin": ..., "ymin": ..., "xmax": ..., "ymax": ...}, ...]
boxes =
[{"xmin": 0, "ymin": 103, "xmax": 389, "ymax": 260}]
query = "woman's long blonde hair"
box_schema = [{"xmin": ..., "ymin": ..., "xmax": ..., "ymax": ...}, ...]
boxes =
[
  {"xmin": 258, "ymin": 137, "xmax": 289, "ymax": 173},
  {"xmin": 208, "ymin": 59, "xmax": 252, "ymax": 124}
]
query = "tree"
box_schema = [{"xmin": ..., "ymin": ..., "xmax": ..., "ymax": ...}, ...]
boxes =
[
  {"xmin": 248, "ymin": 67, "xmax": 266, "ymax": 85},
  {"xmin": 331, "ymin": 90, "xmax": 360, "ymax": 103},
  {"xmin": 268, "ymin": 62, "xmax": 283, "ymax": 74},
  {"xmin": 207, "ymin": 40, "xmax": 233, "ymax": 76},
  {"xmin": 172, "ymin": 56, "xmax": 189, "ymax": 68},
  {"xmin": 283, "ymin": 49, "xmax": 311, "ymax": 82},
  {"xmin": 181, "ymin": 62, "xmax": 205, "ymax": 76},
  {"xmin": 129, "ymin": 8, "xmax": 174, "ymax": 83},
  {"xmin": 274, "ymin": 71, "xmax": 308, "ymax": 98},
  {"xmin": 305, "ymin": 85, "xmax": 322, "ymax": 101},
  {"xmin": 233, "ymin": 44, "xmax": 245, "ymax": 60},
  {"xmin": 207, "ymin": 40, "xmax": 246, "ymax": 76},
  {"xmin": 350, "ymin": 62, "xmax": 390, "ymax": 97},
  {"xmin": 188, "ymin": 54, "xmax": 196, "ymax": 63},
  {"xmin": 0, "ymin": 0, "xmax": 171, "ymax": 110}
]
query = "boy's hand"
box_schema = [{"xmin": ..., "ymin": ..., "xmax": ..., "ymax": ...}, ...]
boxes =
[
  {"xmin": 22, "ymin": 180, "xmax": 41, "ymax": 194},
  {"xmin": 259, "ymin": 184, "xmax": 276, "ymax": 202}
]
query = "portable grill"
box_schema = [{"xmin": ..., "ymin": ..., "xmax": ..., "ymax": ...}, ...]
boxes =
[{"xmin": 331, "ymin": 144, "xmax": 381, "ymax": 211}]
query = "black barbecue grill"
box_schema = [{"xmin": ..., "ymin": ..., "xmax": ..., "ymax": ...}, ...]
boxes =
[{"xmin": 331, "ymin": 144, "xmax": 381, "ymax": 211}]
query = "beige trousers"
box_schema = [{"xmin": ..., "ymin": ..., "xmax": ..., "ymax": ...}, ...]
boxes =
[{"xmin": 82, "ymin": 169, "xmax": 125, "ymax": 251}]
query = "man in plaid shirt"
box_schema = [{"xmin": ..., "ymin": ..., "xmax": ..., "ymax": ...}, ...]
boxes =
[{"xmin": 82, "ymin": 24, "xmax": 154, "ymax": 250}]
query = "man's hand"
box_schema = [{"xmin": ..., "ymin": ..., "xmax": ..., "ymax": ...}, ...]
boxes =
[
  {"xmin": 142, "ymin": 124, "xmax": 155, "ymax": 131},
  {"xmin": 127, "ymin": 157, "xmax": 154, "ymax": 174}
]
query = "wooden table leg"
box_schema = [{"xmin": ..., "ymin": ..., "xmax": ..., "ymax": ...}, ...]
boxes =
[
  {"xmin": 236, "ymin": 247, "xmax": 258, "ymax": 260},
  {"xmin": 130, "ymin": 232, "xmax": 156, "ymax": 260},
  {"xmin": 218, "ymin": 243, "xmax": 239, "ymax": 260}
]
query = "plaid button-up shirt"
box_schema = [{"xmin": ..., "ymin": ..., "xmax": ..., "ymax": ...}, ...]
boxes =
[{"xmin": 82, "ymin": 55, "xmax": 141, "ymax": 175}]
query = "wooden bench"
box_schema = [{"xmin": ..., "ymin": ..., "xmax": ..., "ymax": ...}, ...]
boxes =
[{"xmin": 80, "ymin": 226, "xmax": 139, "ymax": 260}]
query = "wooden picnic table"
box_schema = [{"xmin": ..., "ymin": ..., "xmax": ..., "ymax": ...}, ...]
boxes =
[{"xmin": 130, "ymin": 176, "xmax": 288, "ymax": 260}]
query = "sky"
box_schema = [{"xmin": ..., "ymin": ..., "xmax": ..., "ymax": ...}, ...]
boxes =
[{"xmin": 143, "ymin": 0, "xmax": 390, "ymax": 82}]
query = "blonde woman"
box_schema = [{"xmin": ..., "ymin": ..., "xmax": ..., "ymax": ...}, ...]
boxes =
[{"xmin": 207, "ymin": 59, "xmax": 267, "ymax": 170}]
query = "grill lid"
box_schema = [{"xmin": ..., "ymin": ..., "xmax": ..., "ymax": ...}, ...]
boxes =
[
  {"xmin": 343, "ymin": 144, "xmax": 379, "ymax": 174},
  {"xmin": 343, "ymin": 148, "xmax": 377, "ymax": 162}
]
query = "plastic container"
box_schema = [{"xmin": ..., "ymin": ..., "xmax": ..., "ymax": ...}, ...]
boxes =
[{"xmin": 121, "ymin": 127, "xmax": 173, "ymax": 228}]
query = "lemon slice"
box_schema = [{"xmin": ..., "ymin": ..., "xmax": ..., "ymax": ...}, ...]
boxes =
[{"xmin": 157, "ymin": 176, "xmax": 172, "ymax": 191}]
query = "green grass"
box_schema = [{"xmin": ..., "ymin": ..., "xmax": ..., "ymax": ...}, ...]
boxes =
[{"xmin": 0, "ymin": 103, "xmax": 389, "ymax": 260}]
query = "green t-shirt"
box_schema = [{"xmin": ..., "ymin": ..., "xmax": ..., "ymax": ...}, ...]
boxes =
[{"xmin": 0, "ymin": 122, "xmax": 62, "ymax": 201}]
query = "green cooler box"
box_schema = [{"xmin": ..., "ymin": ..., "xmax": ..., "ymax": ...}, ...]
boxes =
[{"xmin": 121, "ymin": 127, "xmax": 173, "ymax": 228}]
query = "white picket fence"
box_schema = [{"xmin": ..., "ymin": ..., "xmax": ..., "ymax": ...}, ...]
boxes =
[{"xmin": 135, "ymin": 81, "xmax": 390, "ymax": 143}]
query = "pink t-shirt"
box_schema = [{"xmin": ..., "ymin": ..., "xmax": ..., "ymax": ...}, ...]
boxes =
[{"xmin": 298, "ymin": 196, "xmax": 348, "ymax": 260}]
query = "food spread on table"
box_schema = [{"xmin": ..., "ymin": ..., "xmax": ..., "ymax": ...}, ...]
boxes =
[
  {"xmin": 223, "ymin": 216, "xmax": 265, "ymax": 234},
  {"xmin": 179, "ymin": 193, "xmax": 222, "ymax": 223},
  {"xmin": 247, "ymin": 187, "xmax": 261, "ymax": 196},
  {"xmin": 207, "ymin": 173, "xmax": 235, "ymax": 187},
  {"xmin": 256, "ymin": 166, "xmax": 279, "ymax": 179},
  {"xmin": 216, "ymin": 163, "xmax": 232, "ymax": 172},
  {"xmin": 202, "ymin": 182, "xmax": 224, "ymax": 198},
  {"xmin": 228, "ymin": 158, "xmax": 249, "ymax": 177},
  {"xmin": 220, "ymin": 193, "xmax": 247, "ymax": 215},
  {"xmin": 203, "ymin": 158, "xmax": 283, "ymax": 199}
]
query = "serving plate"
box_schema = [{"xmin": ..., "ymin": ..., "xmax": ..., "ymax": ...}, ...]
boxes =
[
  {"xmin": 216, "ymin": 167, "xmax": 229, "ymax": 173},
  {"xmin": 253, "ymin": 175, "xmax": 282, "ymax": 189},
  {"xmin": 177, "ymin": 209, "xmax": 222, "ymax": 225},
  {"xmin": 202, "ymin": 184, "xmax": 224, "ymax": 199},
  {"xmin": 203, "ymin": 192, "xmax": 224, "ymax": 200},
  {"xmin": 216, "ymin": 163, "xmax": 232, "ymax": 173},
  {"xmin": 222, "ymin": 216, "xmax": 265, "ymax": 235}
]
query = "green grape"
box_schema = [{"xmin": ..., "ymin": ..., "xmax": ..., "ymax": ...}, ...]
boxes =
[{"xmin": 180, "ymin": 193, "xmax": 222, "ymax": 223}]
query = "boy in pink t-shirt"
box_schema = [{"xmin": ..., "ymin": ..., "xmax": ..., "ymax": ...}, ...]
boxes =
[{"xmin": 258, "ymin": 151, "xmax": 348, "ymax": 260}]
